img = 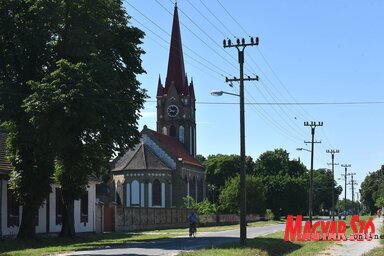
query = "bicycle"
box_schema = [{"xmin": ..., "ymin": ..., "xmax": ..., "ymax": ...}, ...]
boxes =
[{"xmin": 189, "ymin": 222, "xmax": 197, "ymax": 238}]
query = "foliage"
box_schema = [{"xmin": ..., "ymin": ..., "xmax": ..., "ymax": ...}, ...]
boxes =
[
  {"xmin": 335, "ymin": 198, "xmax": 361, "ymax": 213},
  {"xmin": 254, "ymin": 149, "xmax": 290, "ymax": 176},
  {"xmin": 359, "ymin": 168, "xmax": 382, "ymax": 214},
  {"xmin": 195, "ymin": 154, "xmax": 206, "ymax": 165},
  {"xmin": 182, "ymin": 195, "xmax": 197, "ymax": 209},
  {"xmin": 0, "ymin": 0, "xmax": 60, "ymax": 239},
  {"xmin": 1, "ymin": 0, "xmax": 147, "ymax": 238},
  {"xmin": 262, "ymin": 174, "xmax": 307, "ymax": 219},
  {"xmin": 265, "ymin": 209, "xmax": 274, "ymax": 220},
  {"xmin": 219, "ymin": 175, "xmax": 265, "ymax": 215},
  {"xmin": 196, "ymin": 199, "xmax": 218, "ymax": 215},
  {"xmin": 312, "ymin": 168, "xmax": 342, "ymax": 215},
  {"xmin": 204, "ymin": 154, "xmax": 254, "ymax": 191}
]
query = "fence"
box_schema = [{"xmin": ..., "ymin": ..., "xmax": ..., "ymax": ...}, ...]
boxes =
[
  {"xmin": 114, "ymin": 207, "xmax": 193, "ymax": 231},
  {"xmin": 108, "ymin": 206, "xmax": 267, "ymax": 232}
]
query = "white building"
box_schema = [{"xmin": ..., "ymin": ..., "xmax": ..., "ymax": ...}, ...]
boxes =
[{"xmin": 0, "ymin": 133, "xmax": 98, "ymax": 237}]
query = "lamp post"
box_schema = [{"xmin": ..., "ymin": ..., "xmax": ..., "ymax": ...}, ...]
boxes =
[
  {"xmin": 296, "ymin": 147, "xmax": 312, "ymax": 222},
  {"xmin": 211, "ymin": 89, "xmax": 247, "ymax": 245}
]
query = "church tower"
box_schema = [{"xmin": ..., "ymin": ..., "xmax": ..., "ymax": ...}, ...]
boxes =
[{"xmin": 156, "ymin": 3, "xmax": 196, "ymax": 157}]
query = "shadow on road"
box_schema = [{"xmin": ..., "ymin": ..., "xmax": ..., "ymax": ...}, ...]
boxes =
[{"xmin": 67, "ymin": 235, "xmax": 303, "ymax": 255}]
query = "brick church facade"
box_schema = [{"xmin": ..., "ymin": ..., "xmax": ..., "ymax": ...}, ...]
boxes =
[{"xmin": 111, "ymin": 3, "xmax": 205, "ymax": 208}]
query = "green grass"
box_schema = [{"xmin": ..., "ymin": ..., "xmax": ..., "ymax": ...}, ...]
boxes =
[
  {"xmin": 0, "ymin": 220, "xmax": 282, "ymax": 256},
  {"xmin": 179, "ymin": 231, "xmax": 331, "ymax": 256}
]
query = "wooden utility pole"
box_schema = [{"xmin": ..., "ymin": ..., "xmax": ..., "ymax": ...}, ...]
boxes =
[
  {"xmin": 223, "ymin": 37, "xmax": 259, "ymax": 246},
  {"xmin": 304, "ymin": 121, "xmax": 323, "ymax": 226},
  {"xmin": 341, "ymin": 164, "xmax": 351, "ymax": 219}
]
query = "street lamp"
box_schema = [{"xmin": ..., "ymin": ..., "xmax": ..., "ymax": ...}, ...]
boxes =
[
  {"xmin": 211, "ymin": 90, "xmax": 240, "ymax": 97},
  {"xmin": 296, "ymin": 147, "xmax": 312, "ymax": 223},
  {"xmin": 296, "ymin": 147, "xmax": 311, "ymax": 152},
  {"xmin": 211, "ymin": 89, "xmax": 246, "ymax": 245}
]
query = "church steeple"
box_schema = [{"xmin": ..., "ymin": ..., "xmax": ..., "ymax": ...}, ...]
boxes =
[
  {"xmin": 156, "ymin": 2, "xmax": 197, "ymax": 157},
  {"xmin": 164, "ymin": 3, "xmax": 187, "ymax": 95}
]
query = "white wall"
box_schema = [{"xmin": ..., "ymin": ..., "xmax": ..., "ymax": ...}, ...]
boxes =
[
  {"xmin": 1, "ymin": 179, "xmax": 21, "ymax": 236},
  {"xmin": 1, "ymin": 180, "xmax": 97, "ymax": 236}
]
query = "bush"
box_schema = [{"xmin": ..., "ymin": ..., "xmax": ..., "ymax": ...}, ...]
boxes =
[{"xmin": 266, "ymin": 209, "xmax": 274, "ymax": 220}]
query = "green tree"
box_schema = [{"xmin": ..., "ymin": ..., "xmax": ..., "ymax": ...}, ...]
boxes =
[
  {"xmin": 0, "ymin": 0, "xmax": 61, "ymax": 239},
  {"xmin": 205, "ymin": 154, "xmax": 254, "ymax": 190},
  {"xmin": 262, "ymin": 174, "xmax": 307, "ymax": 219},
  {"xmin": 360, "ymin": 167, "xmax": 383, "ymax": 214},
  {"xmin": 312, "ymin": 168, "xmax": 342, "ymax": 215},
  {"xmin": 22, "ymin": 0, "xmax": 146, "ymax": 237},
  {"xmin": 195, "ymin": 154, "xmax": 206, "ymax": 165},
  {"xmin": 336, "ymin": 198, "xmax": 360, "ymax": 213},
  {"xmin": 219, "ymin": 175, "xmax": 265, "ymax": 215},
  {"xmin": 253, "ymin": 149, "xmax": 308, "ymax": 219},
  {"xmin": 254, "ymin": 149, "xmax": 290, "ymax": 176}
]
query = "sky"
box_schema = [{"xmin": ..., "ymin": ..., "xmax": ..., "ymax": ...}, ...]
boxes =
[{"xmin": 123, "ymin": 0, "xmax": 384, "ymax": 200}]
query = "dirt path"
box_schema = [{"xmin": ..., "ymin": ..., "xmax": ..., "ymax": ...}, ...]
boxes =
[{"xmin": 317, "ymin": 217, "xmax": 382, "ymax": 256}]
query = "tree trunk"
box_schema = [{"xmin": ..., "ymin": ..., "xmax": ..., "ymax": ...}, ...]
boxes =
[
  {"xmin": 17, "ymin": 205, "xmax": 37, "ymax": 239},
  {"xmin": 60, "ymin": 190, "xmax": 75, "ymax": 237}
]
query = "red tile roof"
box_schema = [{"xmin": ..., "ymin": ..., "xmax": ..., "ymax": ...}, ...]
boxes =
[{"xmin": 143, "ymin": 128, "xmax": 203, "ymax": 168}]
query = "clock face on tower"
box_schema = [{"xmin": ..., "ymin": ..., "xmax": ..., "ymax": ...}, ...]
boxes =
[{"xmin": 167, "ymin": 104, "xmax": 179, "ymax": 117}]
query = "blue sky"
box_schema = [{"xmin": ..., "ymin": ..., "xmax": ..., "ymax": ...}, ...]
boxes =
[{"xmin": 124, "ymin": 0, "xmax": 384, "ymax": 200}]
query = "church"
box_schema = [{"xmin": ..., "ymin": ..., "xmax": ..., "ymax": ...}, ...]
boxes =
[{"xmin": 111, "ymin": 3, "xmax": 206, "ymax": 208}]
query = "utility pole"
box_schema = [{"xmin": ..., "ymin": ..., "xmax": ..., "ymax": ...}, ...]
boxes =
[
  {"xmin": 223, "ymin": 37, "xmax": 259, "ymax": 246},
  {"xmin": 341, "ymin": 164, "xmax": 351, "ymax": 220},
  {"xmin": 356, "ymin": 192, "xmax": 360, "ymax": 214},
  {"xmin": 348, "ymin": 173, "xmax": 357, "ymax": 214},
  {"xmin": 304, "ymin": 121, "xmax": 323, "ymax": 226},
  {"xmin": 326, "ymin": 149, "xmax": 339, "ymax": 221}
]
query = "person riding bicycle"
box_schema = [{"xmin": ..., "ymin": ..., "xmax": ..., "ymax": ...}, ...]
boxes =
[{"xmin": 188, "ymin": 211, "xmax": 198, "ymax": 237}]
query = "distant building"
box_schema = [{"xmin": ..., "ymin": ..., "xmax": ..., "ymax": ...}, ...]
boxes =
[{"xmin": 111, "ymin": 3, "xmax": 205, "ymax": 208}]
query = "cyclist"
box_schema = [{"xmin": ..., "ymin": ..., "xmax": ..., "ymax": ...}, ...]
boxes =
[{"xmin": 188, "ymin": 211, "xmax": 198, "ymax": 237}]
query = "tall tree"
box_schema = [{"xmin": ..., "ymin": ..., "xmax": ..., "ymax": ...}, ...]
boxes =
[
  {"xmin": 23, "ymin": 0, "xmax": 147, "ymax": 237},
  {"xmin": 219, "ymin": 175, "xmax": 266, "ymax": 215},
  {"xmin": 205, "ymin": 154, "xmax": 254, "ymax": 191},
  {"xmin": 1, "ymin": 0, "xmax": 146, "ymax": 238},
  {"xmin": 312, "ymin": 168, "xmax": 342, "ymax": 215},
  {"xmin": 254, "ymin": 149, "xmax": 290, "ymax": 176},
  {"xmin": 360, "ymin": 168, "xmax": 383, "ymax": 214},
  {"xmin": 0, "ymin": 0, "xmax": 59, "ymax": 239}
]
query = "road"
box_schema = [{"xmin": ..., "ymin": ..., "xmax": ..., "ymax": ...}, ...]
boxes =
[{"xmin": 65, "ymin": 223, "xmax": 286, "ymax": 256}]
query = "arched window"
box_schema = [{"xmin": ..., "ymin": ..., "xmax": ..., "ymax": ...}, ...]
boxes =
[
  {"xmin": 170, "ymin": 125, "xmax": 176, "ymax": 137},
  {"xmin": 131, "ymin": 180, "xmax": 140, "ymax": 206},
  {"xmin": 179, "ymin": 126, "xmax": 184, "ymax": 143},
  {"xmin": 152, "ymin": 179, "xmax": 162, "ymax": 206},
  {"xmin": 162, "ymin": 126, "xmax": 167, "ymax": 135}
]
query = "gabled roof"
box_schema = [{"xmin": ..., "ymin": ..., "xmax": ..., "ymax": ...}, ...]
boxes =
[
  {"xmin": 143, "ymin": 127, "xmax": 203, "ymax": 168},
  {"xmin": 0, "ymin": 133, "xmax": 11, "ymax": 174},
  {"xmin": 112, "ymin": 142, "xmax": 171, "ymax": 172},
  {"xmin": 164, "ymin": 4, "xmax": 188, "ymax": 95}
]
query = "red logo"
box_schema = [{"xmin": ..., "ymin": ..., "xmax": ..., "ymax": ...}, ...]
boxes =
[{"xmin": 284, "ymin": 215, "xmax": 375, "ymax": 242}]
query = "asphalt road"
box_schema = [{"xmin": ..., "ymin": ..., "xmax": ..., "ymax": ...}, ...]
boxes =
[{"xmin": 65, "ymin": 223, "xmax": 286, "ymax": 256}]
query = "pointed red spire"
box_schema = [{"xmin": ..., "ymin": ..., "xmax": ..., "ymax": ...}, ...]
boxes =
[
  {"xmin": 157, "ymin": 75, "xmax": 164, "ymax": 96},
  {"xmin": 164, "ymin": 3, "xmax": 187, "ymax": 95},
  {"xmin": 189, "ymin": 78, "xmax": 195, "ymax": 99}
]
